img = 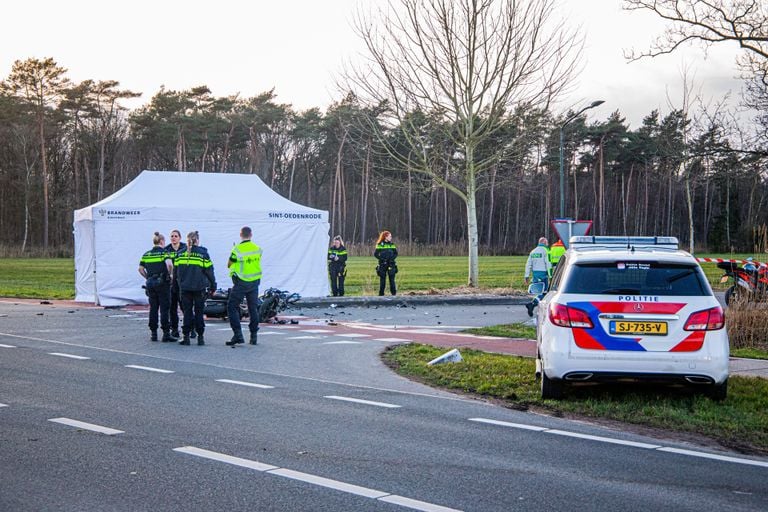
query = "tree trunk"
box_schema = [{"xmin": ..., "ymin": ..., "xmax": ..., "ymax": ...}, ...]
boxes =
[
  {"xmin": 486, "ymin": 164, "xmax": 497, "ymax": 247},
  {"xmin": 38, "ymin": 115, "xmax": 49, "ymax": 250}
]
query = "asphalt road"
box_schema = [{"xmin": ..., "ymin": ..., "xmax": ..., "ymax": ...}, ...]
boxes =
[{"xmin": 1, "ymin": 300, "xmax": 767, "ymax": 512}]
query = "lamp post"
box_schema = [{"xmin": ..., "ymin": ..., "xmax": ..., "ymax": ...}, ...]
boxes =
[{"xmin": 559, "ymin": 100, "xmax": 605, "ymax": 217}]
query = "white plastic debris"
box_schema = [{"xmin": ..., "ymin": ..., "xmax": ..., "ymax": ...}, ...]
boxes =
[{"xmin": 427, "ymin": 348, "xmax": 463, "ymax": 366}]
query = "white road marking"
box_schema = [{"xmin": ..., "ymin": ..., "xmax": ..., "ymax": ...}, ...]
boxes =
[
  {"xmin": 174, "ymin": 446, "xmax": 278, "ymax": 471},
  {"xmin": 325, "ymin": 395, "xmax": 401, "ymax": 408},
  {"xmin": 49, "ymin": 417, "xmax": 124, "ymax": 435},
  {"xmin": 174, "ymin": 446, "xmax": 461, "ymax": 511},
  {"xmin": 471, "ymin": 417, "xmax": 768, "ymax": 467},
  {"xmin": 0, "ymin": 403, "xmax": 7, "ymax": 408},
  {"xmin": 48, "ymin": 352, "xmax": 91, "ymax": 361},
  {"xmin": 288, "ymin": 335, "xmax": 321, "ymax": 340},
  {"xmin": 373, "ymin": 338, "xmax": 412, "ymax": 342},
  {"xmin": 0, "ymin": 343, "xmax": 16, "ymax": 348},
  {"xmin": 468, "ymin": 418, "xmax": 547, "ymax": 432},
  {"xmin": 379, "ymin": 494, "xmax": 463, "ymax": 512},
  {"xmin": 545, "ymin": 429, "xmax": 661, "ymax": 449},
  {"xmin": 215, "ymin": 379, "xmax": 274, "ymax": 389},
  {"xmin": 301, "ymin": 329, "xmax": 334, "ymax": 333},
  {"xmin": 335, "ymin": 333, "xmax": 371, "ymax": 338},
  {"xmin": 269, "ymin": 468, "xmax": 388, "ymax": 498},
  {"xmin": 253, "ymin": 331, "xmax": 282, "ymax": 335},
  {"xmin": 130, "ymin": 317, "xmax": 149, "ymax": 321},
  {"xmin": 322, "ymin": 341, "xmax": 362, "ymax": 345},
  {"xmin": 125, "ymin": 364, "xmax": 174, "ymax": 374},
  {"xmin": 107, "ymin": 314, "xmax": 133, "ymax": 318},
  {"xmin": 657, "ymin": 447, "xmax": 768, "ymax": 468}
]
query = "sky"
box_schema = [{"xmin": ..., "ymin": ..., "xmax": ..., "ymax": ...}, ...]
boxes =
[{"xmin": 0, "ymin": 0, "xmax": 749, "ymax": 129}]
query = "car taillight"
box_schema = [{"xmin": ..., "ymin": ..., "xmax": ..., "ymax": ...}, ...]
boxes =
[
  {"xmin": 684, "ymin": 307, "xmax": 725, "ymax": 331},
  {"xmin": 549, "ymin": 303, "xmax": 593, "ymax": 329}
]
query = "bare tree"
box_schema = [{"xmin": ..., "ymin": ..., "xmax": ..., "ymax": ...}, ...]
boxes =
[{"xmin": 345, "ymin": 0, "xmax": 581, "ymax": 285}]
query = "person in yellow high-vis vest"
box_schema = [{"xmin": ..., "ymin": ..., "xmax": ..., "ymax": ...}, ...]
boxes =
[{"xmin": 226, "ymin": 226, "xmax": 263, "ymax": 346}]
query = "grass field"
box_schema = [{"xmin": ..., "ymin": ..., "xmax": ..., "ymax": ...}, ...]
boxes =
[
  {"xmin": 0, "ymin": 253, "xmax": 756, "ymax": 300},
  {"xmin": 383, "ymin": 344, "xmax": 768, "ymax": 453}
]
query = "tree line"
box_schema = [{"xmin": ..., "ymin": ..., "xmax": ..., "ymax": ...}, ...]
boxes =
[{"xmin": 0, "ymin": 56, "xmax": 765, "ymax": 257}]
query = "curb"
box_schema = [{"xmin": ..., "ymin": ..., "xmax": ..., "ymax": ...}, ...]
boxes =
[{"xmin": 296, "ymin": 294, "xmax": 529, "ymax": 308}]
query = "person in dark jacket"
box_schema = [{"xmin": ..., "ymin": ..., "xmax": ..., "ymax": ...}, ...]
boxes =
[
  {"xmin": 164, "ymin": 229, "xmax": 188, "ymax": 340},
  {"xmin": 138, "ymin": 232, "xmax": 174, "ymax": 342},
  {"xmin": 174, "ymin": 231, "xmax": 216, "ymax": 346},
  {"xmin": 328, "ymin": 235, "xmax": 348, "ymax": 297},
  {"xmin": 374, "ymin": 231, "xmax": 398, "ymax": 296}
]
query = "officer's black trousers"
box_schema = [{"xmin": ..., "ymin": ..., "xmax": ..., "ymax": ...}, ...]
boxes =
[
  {"xmin": 180, "ymin": 290, "xmax": 206, "ymax": 335},
  {"xmin": 169, "ymin": 282, "xmax": 182, "ymax": 331},
  {"xmin": 147, "ymin": 283, "xmax": 170, "ymax": 332},
  {"xmin": 329, "ymin": 265, "xmax": 345, "ymax": 297},
  {"xmin": 378, "ymin": 269, "xmax": 396, "ymax": 296},
  {"xmin": 228, "ymin": 277, "xmax": 260, "ymax": 335}
]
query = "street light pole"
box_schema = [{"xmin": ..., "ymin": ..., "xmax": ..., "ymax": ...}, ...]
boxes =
[{"xmin": 558, "ymin": 100, "xmax": 605, "ymax": 217}]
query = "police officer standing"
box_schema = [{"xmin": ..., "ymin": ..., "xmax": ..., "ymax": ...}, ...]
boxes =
[
  {"xmin": 328, "ymin": 235, "xmax": 347, "ymax": 297},
  {"xmin": 175, "ymin": 231, "xmax": 216, "ymax": 346},
  {"xmin": 226, "ymin": 226, "xmax": 263, "ymax": 346},
  {"xmin": 524, "ymin": 236, "xmax": 552, "ymax": 317},
  {"xmin": 138, "ymin": 232, "xmax": 174, "ymax": 342},
  {"xmin": 374, "ymin": 231, "xmax": 398, "ymax": 296},
  {"xmin": 164, "ymin": 229, "xmax": 187, "ymax": 340}
]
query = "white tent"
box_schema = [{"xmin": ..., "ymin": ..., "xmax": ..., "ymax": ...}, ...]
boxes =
[{"xmin": 74, "ymin": 170, "xmax": 330, "ymax": 305}]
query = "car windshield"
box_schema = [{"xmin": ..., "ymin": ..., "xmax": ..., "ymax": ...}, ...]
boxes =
[{"xmin": 562, "ymin": 261, "xmax": 711, "ymax": 296}]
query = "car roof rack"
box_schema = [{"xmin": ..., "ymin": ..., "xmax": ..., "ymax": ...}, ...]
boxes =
[{"xmin": 569, "ymin": 236, "xmax": 679, "ymax": 251}]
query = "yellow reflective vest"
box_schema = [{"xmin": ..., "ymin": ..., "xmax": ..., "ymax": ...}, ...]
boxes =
[{"xmin": 229, "ymin": 240, "xmax": 263, "ymax": 282}]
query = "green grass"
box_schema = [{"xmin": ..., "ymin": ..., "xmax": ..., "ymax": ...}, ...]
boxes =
[
  {"xmin": 732, "ymin": 348, "xmax": 768, "ymax": 360},
  {"xmin": 0, "ymin": 259, "xmax": 75, "ymax": 299},
  {"xmin": 0, "ymin": 252, "xmax": 762, "ymax": 299},
  {"xmin": 383, "ymin": 344, "xmax": 768, "ymax": 453},
  {"xmin": 462, "ymin": 323, "xmax": 537, "ymax": 339}
]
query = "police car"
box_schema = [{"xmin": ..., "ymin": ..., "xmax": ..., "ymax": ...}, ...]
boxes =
[{"xmin": 529, "ymin": 236, "xmax": 729, "ymax": 400}]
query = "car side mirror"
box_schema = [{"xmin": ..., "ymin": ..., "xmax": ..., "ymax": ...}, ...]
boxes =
[{"xmin": 528, "ymin": 282, "xmax": 546, "ymax": 296}]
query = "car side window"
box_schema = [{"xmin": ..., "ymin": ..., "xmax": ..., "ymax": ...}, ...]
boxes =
[{"xmin": 549, "ymin": 256, "xmax": 567, "ymax": 291}]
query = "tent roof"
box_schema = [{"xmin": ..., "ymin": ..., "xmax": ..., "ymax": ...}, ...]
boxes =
[{"xmin": 77, "ymin": 170, "xmax": 324, "ymax": 215}]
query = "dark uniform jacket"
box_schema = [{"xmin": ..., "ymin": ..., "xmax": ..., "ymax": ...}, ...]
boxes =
[
  {"xmin": 140, "ymin": 246, "xmax": 171, "ymax": 285},
  {"xmin": 165, "ymin": 242, "xmax": 188, "ymax": 287},
  {"xmin": 328, "ymin": 245, "xmax": 348, "ymax": 271},
  {"xmin": 175, "ymin": 245, "xmax": 216, "ymax": 292},
  {"xmin": 374, "ymin": 242, "xmax": 398, "ymax": 265}
]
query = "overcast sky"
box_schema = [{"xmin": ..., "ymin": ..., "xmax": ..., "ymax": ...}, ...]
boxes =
[{"xmin": 0, "ymin": 0, "xmax": 748, "ymax": 128}]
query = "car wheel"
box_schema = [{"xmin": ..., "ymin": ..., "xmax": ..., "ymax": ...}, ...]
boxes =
[
  {"xmin": 707, "ymin": 379, "xmax": 728, "ymax": 401},
  {"xmin": 541, "ymin": 372, "xmax": 564, "ymax": 400}
]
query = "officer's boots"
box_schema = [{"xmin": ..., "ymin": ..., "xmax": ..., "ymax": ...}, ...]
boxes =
[
  {"xmin": 171, "ymin": 329, "xmax": 180, "ymax": 339},
  {"xmin": 161, "ymin": 330, "xmax": 174, "ymax": 343},
  {"xmin": 180, "ymin": 333, "xmax": 191, "ymax": 345},
  {"xmin": 197, "ymin": 332, "xmax": 205, "ymax": 346},
  {"xmin": 150, "ymin": 330, "xmax": 158, "ymax": 342},
  {"xmin": 226, "ymin": 330, "xmax": 245, "ymax": 346},
  {"xmin": 249, "ymin": 331, "xmax": 258, "ymax": 345}
]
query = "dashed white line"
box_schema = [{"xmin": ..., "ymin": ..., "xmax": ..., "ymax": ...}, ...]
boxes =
[
  {"xmin": 215, "ymin": 379, "xmax": 274, "ymax": 389},
  {"xmin": 174, "ymin": 446, "xmax": 461, "ymax": 511},
  {"xmin": 322, "ymin": 341, "xmax": 362, "ymax": 345},
  {"xmin": 269, "ymin": 468, "xmax": 388, "ymax": 498},
  {"xmin": 254, "ymin": 331, "xmax": 282, "ymax": 336},
  {"xmin": 468, "ymin": 418, "xmax": 547, "ymax": 432},
  {"xmin": 49, "ymin": 417, "xmax": 124, "ymax": 435},
  {"xmin": 545, "ymin": 429, "xmax": 661, "ymax": 449},
  {"xmin": 174, "ymin": 446, "xmax": 278, "ymax": 471},
  {"xmin": 335, "ymin": 333, "xmax": 371, "ymax": 338},
  {"xmin": 48, "ymin": 352, "xmax": 91, "ymax": 360},
  {"xmin": 107, "ymin": 314, "xmax": 133, "ymax": 318},
  {"xmin": 0, "ymin": 343, "xmax": 16, "ymax": 348},
  {"xmin": 657, "ymin": 447, "xmax": 768, "ymax": 468},
  {"xmin": 288, "ymin": 336, "xmax": 321, "ymax": 340},
  {"xmin": 380, "ymin": 494, "xmax": 463, "ymax": 512},
  {"xmin": 124, "ymin": 364, "xmax": 174, "ymax": 374},
  {"xmin": 325, "ymin": 395, "xmax": 401, "ymax": 409},
  {"xmin": 470, "ymin": 417, "xmax": 768, "ymax": 468},
  {"xmin": 0, "ymin": 403, "xmax": 8, "ymax": 408}
]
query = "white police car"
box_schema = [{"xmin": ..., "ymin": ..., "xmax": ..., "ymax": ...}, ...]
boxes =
[{"xmin": 529, "ymin": 236, "xmax": 729, "ymax": 400}]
